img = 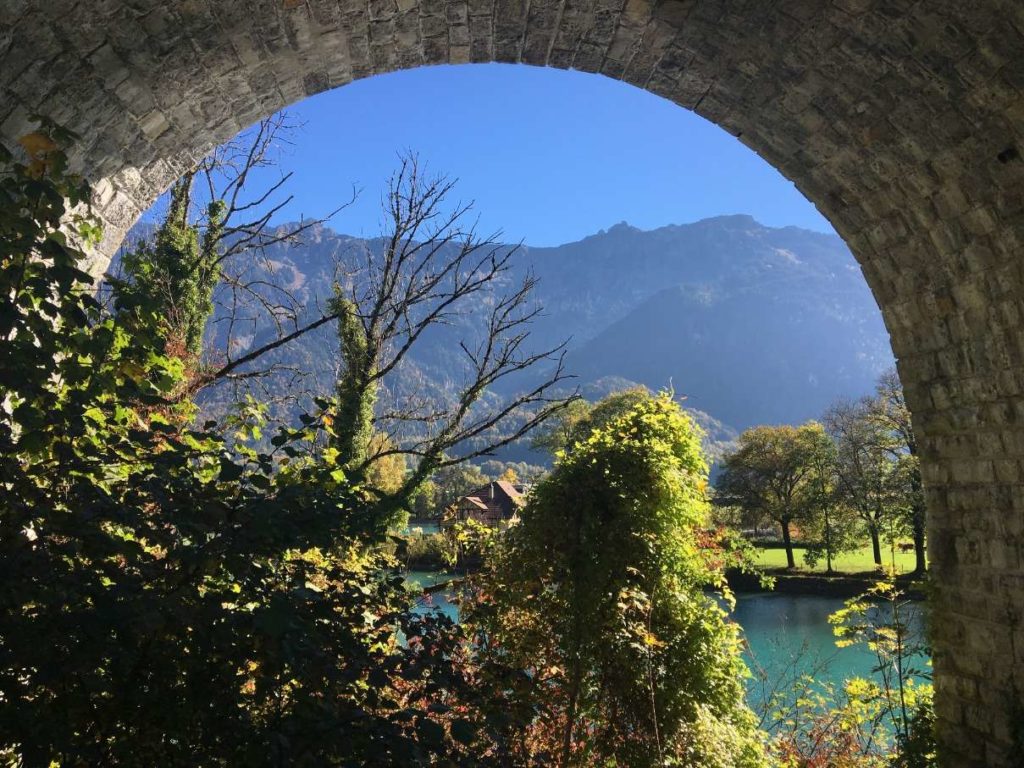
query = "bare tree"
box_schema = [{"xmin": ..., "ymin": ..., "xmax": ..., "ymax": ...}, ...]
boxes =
[
  {"xmin": 110, "ymin": 112, "xmax": 356, "ymax": 414},
  {"xmin": 327, "ymin": 154, "xmax": 575, "ymax": 516},
  {"xmin": 193, "ymin": 113, "xmax": 356, "ymax": 402},
  {"xmin": 113, "ymin": 136, "xmax": 574, "ymax": 508}
]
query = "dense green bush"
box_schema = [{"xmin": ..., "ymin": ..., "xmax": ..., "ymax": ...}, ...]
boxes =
[
  {"xmin": 403, "ymin": 531, "xmax": 457, "ymax": 569},
  {"xmin": 464, "ymin": 392, "xmax": 768, "ymax": 767},
  {"xmin": 0, "ymin": 128, "xmax": 510, "ymax": 767}
]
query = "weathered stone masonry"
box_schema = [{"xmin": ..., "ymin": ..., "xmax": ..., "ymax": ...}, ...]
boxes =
[{"xmin": 3, "ymin": 1, "xmax": 1024, "ymax": 764}]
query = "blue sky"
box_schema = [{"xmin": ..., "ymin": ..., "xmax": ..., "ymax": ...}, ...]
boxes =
[{"xmin": 172, "ymin": 63, "xmax": 835, "ymax": 247}]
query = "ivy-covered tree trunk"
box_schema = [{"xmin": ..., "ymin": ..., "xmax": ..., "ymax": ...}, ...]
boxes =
[
  {"xmin": 463, "ymin": 393, "xmax": 769, "ymax": 767},
  {"xmin": 331, "ymin": 295, "xmax": 377, "ymax": 469},
  {"xmin": 560, "ymin": 647, "xmax": 583, "ymax": 768},
  {"xmin": 114, "ymin": 171, "xmax": 225, "ymax": 365}
]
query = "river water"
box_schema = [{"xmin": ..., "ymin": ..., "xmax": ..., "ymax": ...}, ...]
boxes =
[{"xmin": 405, "ymin": 571, "xmax": 928, "ymax": 705}]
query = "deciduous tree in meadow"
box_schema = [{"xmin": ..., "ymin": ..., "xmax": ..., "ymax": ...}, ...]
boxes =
[
  {"xmin": 717, "ymin": 422, "xmax": 833, "ymax": 569},
  {"xmin": 798, "ymin": 435, "xmax": 862, "ymax": 574},
  {"xmin": 824, "ymin": 387, "xmax": 927, "ymax": 571},
  {"xmin": 868, "ymin": 368, "xmax": 927, "ymax": 575}
]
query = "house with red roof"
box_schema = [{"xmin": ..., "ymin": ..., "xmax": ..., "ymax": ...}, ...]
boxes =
[{"xmin": 445, "ymin": 480, "xmax": 525, "ymax": 528}]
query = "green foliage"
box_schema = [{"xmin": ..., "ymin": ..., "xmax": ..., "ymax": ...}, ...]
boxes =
[
  {"xmin": 530, "ymin": 386, "xmax": 655, "ymax": 457},
  {"xmin": 799, "ymin": 437, "xmax": 862, "ymax": 573},
  {"xmin": 864, "ymin": 370, "xmax": 928, "ymax": 575},
  {"xmin": 478, "ymin": 459, "xmax": 547, "ymax": 485},
  {"xmin": 0, "ymin": 129, "xmax": 510, "ymax": 767},
  {"xmin": 465, "ymin": 393, "xmax": 768, "ymax": 767},
  {"xmin": 768, "ymin": 676, "xmax": 890, "ymax": 767},
  {"xmin": 829, "ymin": 577, "xmax": 932, "ymax": 748},
  {"xmin": 408, "ymin": 477, "xmax": 439, "ymax": 518},
  {"xmin": 582, "ymin": 385, "xmax": 654, "ymax": 434},
  {"xmin": 330, "ymin": 293, "xmax": 377, "ymax": 468},
  {"xmin": 717, "ymin": 422, "xmax": 834, "ymax": 569},
  {"xmin": 825, "ymin": 399, "xmax": 910, "ymax": 567},
  {"xmin": 763, "ymin": 576, "xmax": 934, "ymax": 767},
  {"xmin": 401, "ymin": 531, "xmax": 458, "ymax": 569},
  {"xmin": 892, "ymin": 694, "xmax": 936, "ymax": 768},
  {"xmin": 366, "ymin": 432, "xmax": 409, "ymax": 495},
  {"xmin": 111, "ymin": 174, "xmax": 225, "ymax": 358}
]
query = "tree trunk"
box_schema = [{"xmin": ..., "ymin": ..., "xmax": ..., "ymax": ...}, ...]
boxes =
[
  {"xmin": 912, "ymin": 510, "xmax": 927, "ymax": 576},
  {"xmin": 332, "ymin": 297, "xmax": 377, "ymax": 469},
  {"xmin": 560, "ymin": 674, "xmax": 580, "ymax": 768},
  {"xmin": 823, "ymin": 509, "xmax": 834, "ymax": 575},
  {"xmin": 781, "ymin": 520, "xmax": 795, "ymax": 569},
  {"xmin": 870, "ymin": 525, "xmax": 883, "ymax": 566}
]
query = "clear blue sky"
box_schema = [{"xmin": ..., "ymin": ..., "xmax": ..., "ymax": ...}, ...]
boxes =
[{"xmin": 180, "ymin": 63, "xmax": 835, "ymax": 246}]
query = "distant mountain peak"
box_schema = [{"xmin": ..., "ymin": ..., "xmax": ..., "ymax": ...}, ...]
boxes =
[{"xmin": 692, "ymin": 213, "xmax": 761, "ymax": 228}]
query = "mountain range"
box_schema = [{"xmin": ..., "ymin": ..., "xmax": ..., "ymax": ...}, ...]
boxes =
[{"xmin": 118, "ymin": 214, "xmax": 894, "ymax": 464}]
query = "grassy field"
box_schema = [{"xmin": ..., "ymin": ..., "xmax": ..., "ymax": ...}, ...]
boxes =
[{"xmin": 755, "ymin": 544, "xmax": 919, "ymax": 574}]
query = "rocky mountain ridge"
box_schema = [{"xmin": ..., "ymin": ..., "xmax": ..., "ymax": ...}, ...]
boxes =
[{"xmin": 118, "ymin": 214, "xmax": 894, "ymax": 463}]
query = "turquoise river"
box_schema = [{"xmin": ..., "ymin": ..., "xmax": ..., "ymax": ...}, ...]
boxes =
[{"xmin": 405, "ymin": 571, "xmax": 928, "ymax": 706}]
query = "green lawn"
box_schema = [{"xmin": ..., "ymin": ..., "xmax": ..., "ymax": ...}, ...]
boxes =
[{"xmin": 755, "ymin": 544, "xmax": 919, "ymax": 574}]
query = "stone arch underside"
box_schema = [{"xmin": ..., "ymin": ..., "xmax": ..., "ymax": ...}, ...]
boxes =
[{"xmin": 3, "ymin": 1, "xmax": 1024, "ymax": 765}]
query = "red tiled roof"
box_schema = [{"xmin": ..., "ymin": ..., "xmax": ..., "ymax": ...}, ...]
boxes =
[
  {"xmin": 459, "ymin": 496, "xmax": 488, "ymax": 510},
  {"xmin": 494, "ymin": 480, "xmax": 525, "ymax": 505},
  {"xmin": 451, "ymin": 480, "xmax": 524, "ymax": 524}
]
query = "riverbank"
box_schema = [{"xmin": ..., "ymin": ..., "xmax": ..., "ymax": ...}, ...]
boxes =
[
  {"xmin": 411, "ymin": 568, "xmax": 926, "ymax": 602},
  {"xmin": 398, "ymin": 530, "xmax": 929, "ymax": 601},
  {"xmin": 726, "ymin": 568, "xmax": 927, "ymax": 600}
]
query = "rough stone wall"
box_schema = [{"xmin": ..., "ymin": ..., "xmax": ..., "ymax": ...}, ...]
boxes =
[{"xmin": 3, "ymin": 1, "xmax": 1024, "ymax": 764}]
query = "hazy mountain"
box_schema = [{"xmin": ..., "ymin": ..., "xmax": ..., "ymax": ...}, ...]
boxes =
[
  {"xmin": 526, "ymin": 216, "xmax": 891, "ymax": 428},
  {"xmin": 118, "ymin": 214, "xmax": 893, "ymax": 461},
  {"xmin": 552, "ymin": 217, "xmax": 888, "ymax": 430}
]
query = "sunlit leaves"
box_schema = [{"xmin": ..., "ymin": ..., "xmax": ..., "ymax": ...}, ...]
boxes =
[
  {"xmin": 462, "ymin": 392, "xmax": 769, "ymax": 767},
  {"xmin": 769, "ymin": 576, "xmax": 934, "ymax": 766},
  {"xmin": 0, "ymin": 127, "xmax": 501, "ymax": 767}
]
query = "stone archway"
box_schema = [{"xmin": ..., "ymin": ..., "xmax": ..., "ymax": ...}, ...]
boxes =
[{"xmin": 3, "ymin": 2, "xmax": 1024, "ymax": 764}]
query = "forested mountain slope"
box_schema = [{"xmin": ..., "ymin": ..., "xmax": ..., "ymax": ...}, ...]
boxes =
[{"xmin": 118, "ymin": 214, "xmax": 893, "ymax": 459}]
